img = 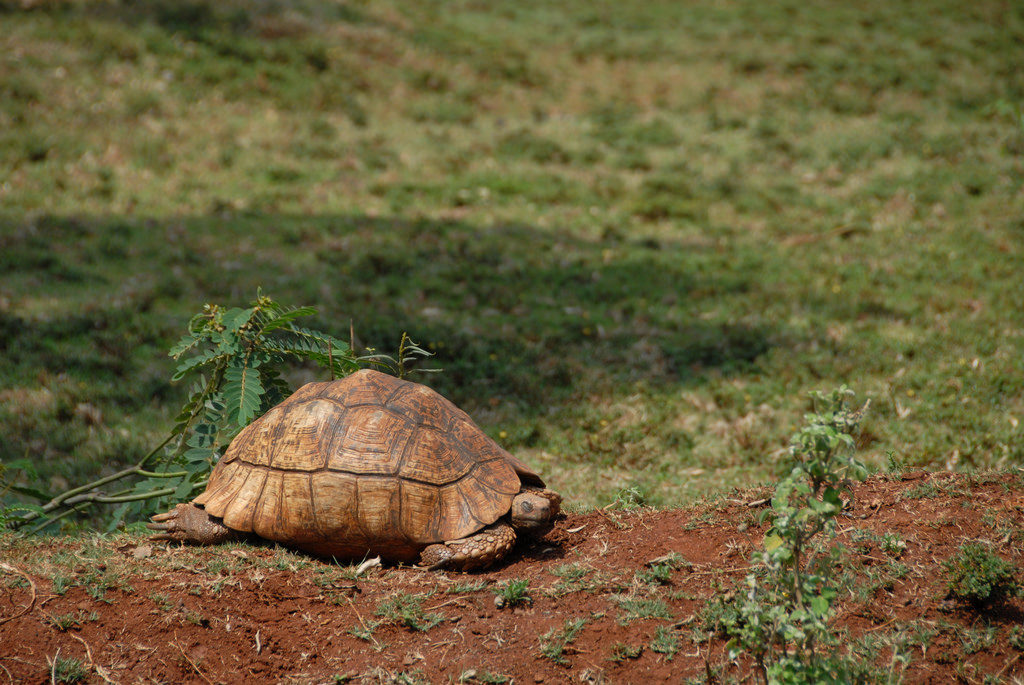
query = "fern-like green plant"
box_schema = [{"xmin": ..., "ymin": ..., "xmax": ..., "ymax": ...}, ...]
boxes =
[
  {"xmin": 165, "ymin": 292, "xmax": 358, "ymax": 463},
  {"xmin": 2, "ymin": 291, "xmax": 431, "ymax": 534}
]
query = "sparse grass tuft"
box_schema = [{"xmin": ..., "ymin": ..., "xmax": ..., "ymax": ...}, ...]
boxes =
[
  {"xmin": 548, "ymin": 562, "xmax": 603, "ymax": 597},
  {"xmin": 446, "ymin": 580, "xmax": 487, "ymax": 595},
  {"xmin": 1009, "ymin": 626, "xmax": 1024, "ymax": 652},
  {"xmin": 609, "ymin": 642, "xmax": 644, "ymax": 662},
  {"xmin": 614, "ymin": 595, "xmax": 673, "ymax": 623},
  {"xmin": 48, "ymin": 654, "xmax": 88, "ymax": 684},
  {"xmin": 375, "ymin": 592, "xmax": 443, "ymax": 632},
  {"xmin": 458, "ymin": 670, "xmax": 511, "ymax": 684},
  {"xmin": 637, "ymin": 553, "xmax": 686, "ymax": 585},
  {"xmin": 347, "ymin": 619, "xmax": 384, "ymax": 650},
  {"xmin": 901, "ymin": 482, "xmax": 940, "ymax": 500},
  {"xmin": 50, "ymin": 574, "xmax": 72, "ymax": 596},
  {"xmin": 650, "ymin": 625, "xmax": 679, "ymax": 660},
  {"xmin": 46, "ymin": 610, "xmax": 98, "ymax": 631},
  {"xmin": 538, "ymin": 618, "xmax": 588, "ymax": 665}
]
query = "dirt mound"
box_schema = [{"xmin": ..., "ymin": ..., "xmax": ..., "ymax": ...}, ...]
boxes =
[{"xmin": 2, "ymin": 472, "xmax": 1022, "ymax": 683}]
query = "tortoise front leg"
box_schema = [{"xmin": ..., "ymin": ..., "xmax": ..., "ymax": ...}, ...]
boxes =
[
  {"xmin": 148, "ymin": 503, "xmax": 239, "ymax": 545},
  {"xmin": 419, "ymin": 522, "xmax": 517, "ymax": 571}
]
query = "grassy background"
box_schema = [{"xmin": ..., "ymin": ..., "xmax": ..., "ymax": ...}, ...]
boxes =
[{"xmin": 1, "ymin": 0, "xmax": 1022, "ymax": 518}]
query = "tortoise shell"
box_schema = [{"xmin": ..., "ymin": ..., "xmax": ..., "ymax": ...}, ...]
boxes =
[{"xmin": 192, "ymin": 369, "xmax": 544, "ymax": 561}]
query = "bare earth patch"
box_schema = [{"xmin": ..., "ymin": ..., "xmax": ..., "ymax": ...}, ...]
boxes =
[{"xmin": 2, "ymin": 472, "xmax": 1022, "ymax": 683}]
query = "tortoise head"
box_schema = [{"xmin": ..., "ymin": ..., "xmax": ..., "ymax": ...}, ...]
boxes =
[{"xmin": 508, "ymin": 488, "xmax": 562, "ymax": 535}]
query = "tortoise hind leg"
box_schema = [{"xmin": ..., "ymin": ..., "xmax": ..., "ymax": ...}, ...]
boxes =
[
  {"xmin": 419, "ymin": 522, "xmax": 517, "ymax": 571},
  {"xmin": 148, "ymin": 503, "xmax": 239, "ymax": 545}
]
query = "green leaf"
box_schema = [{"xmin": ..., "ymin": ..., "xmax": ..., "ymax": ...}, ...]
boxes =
[
  {"xmin": 106, "ymin": 502, "xmax": 131, "ymax": 532},
  {"xmin": 260, "ymin": 306, "xmax": 317, "ymax": 332},
  {"xmin": 822, "ymin": 487, "xmax": 842, "ymax": 507},
  {"xmin": 289, "ymin": 326, "xmax": 351, "ymax": 352},
  {"xmin": 168, "ymin": 333, "xmax": 200, "ymax": 358},
  {"xmin": 3, "ymin": 457, "xmax": 41, "ymax": 480},
  {"xmin": 4, "ymin": 483, "xmax": 53, "ymax": 501},
  {"xmin": 182, "ymin": 447, "xmax": 215, "ymax": 464},
  {"xmin": 764, "ymin": 533, "xmax": 784, "ymax": 553},
  {"xmin": 260, "ymin": 368, "xmax": 291, "ymax": 409},
  {"xmin": 172, "ymin": 477, "xmax": 194, "ymax": 500},
  {"xmin": 220, "ymin": 307, "xmax": 256, "ymax": 333},
  {"xmin": 265, "ymin": 334, "xmax": 358, "ymax": 377},
  {"xmin": 187, "ymin": 421, "xmax": 220, "ymax": 448},
  {"xmin": 172, "ymin": 348, "xmax": 224, "ymax": 381},
  {"xmin": 808, "ymin": 594, "xmax": 831, "ymax": 618},
  {"xmin": 808, "ymin": 497, "xmax": 837, "ymax": 515},
  {"xmin": 223, "ymin": 363, "xmax": 264, "ymax": 427},
  {"xmin": 0, "ymin": 503, "xmax": 45, "ymax": 520}
]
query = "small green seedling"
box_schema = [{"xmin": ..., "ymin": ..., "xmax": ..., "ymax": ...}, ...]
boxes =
[{"xmin": 493, "ymin": 578, "xmax": 531, "ymax": 608}]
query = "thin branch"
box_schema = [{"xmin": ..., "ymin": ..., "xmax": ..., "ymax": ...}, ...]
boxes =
[
  {"xmin": 58, "ymin": 487, "xmax": 179, "ymax": 507},
  {"xmin": 23, "ymin": 485, "xmax": 186, "ymax": 535},
  {"xmin": 25, "ymin": 504, "xmax": 90, "ymax": 536},
  {"xmin": 136, "ymin": 469, "xmax": 189, "ymax": 479},
  {"xmin": 14, "ymin": 434, "xmax": 175, "ymax": 526}
]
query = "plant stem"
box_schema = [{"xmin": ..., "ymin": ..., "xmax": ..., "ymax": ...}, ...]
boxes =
[
  {"xmin": 175, "ymin": 368, "xmax": 223, "ymax": 455},
  {"xmin": 12, "ymin": 434, "xmax": 174, "ymax": 527},
  {"xmin": 23, "ymin": 481, "xmax": 206, "ymax": 535},
  {"xmin": 25, "ymin": 503, "xmax": 88, "ymax": 535},
  {"xmin": 136, "ymin": 470, "xmax": 189, "ymax": 479},
  {"xmin": 792, "ymin": 544, "xmax": 804, "ymax": 611},
  {"xmin": 58, "ymin": 486, "xmax": 179, "ymax": 507}
]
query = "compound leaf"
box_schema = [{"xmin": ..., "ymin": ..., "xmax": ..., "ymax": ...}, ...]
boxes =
[{"xmin": 223, "ymin": 363, "xmax": 264, "ymax": 427}]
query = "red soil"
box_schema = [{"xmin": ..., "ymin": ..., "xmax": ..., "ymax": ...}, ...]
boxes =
[{"xmin": 1, "ymin": 471, "xmax": 1021, "ymax": 683}]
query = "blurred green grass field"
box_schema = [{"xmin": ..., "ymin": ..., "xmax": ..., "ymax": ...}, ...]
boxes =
[{"xmin": 1, "ymin": 0, "xmax": 1022, "ymax": 519}]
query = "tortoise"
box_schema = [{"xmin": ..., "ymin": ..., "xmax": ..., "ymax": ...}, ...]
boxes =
[{"xmin": 148, "ymin": 369, "xmax": 561, "ymax": 570}]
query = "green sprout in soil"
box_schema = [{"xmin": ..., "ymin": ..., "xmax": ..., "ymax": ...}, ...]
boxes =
[{"xmin": 493, "ymin": 578, "xmax": 531, "ymax": 608}]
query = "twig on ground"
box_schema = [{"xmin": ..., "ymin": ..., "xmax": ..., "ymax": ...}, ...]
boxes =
[
  {"xmin": 68, "ymin": 634, "xmax": 118, "ymax": 685},
  {"xmin": 994, "ymin": 652, "xmax": 1021, "ymax": 680},
  {"xmin": 682, "ymin": 565, "xmax": 754, "ymax": 579},
  {"xmin": 174, "ymin": 640, "xmax": 213, "ymax": 685},
  {"xmin": 0, "ymin": 563, "xmax": 37, "ymax": 626}
]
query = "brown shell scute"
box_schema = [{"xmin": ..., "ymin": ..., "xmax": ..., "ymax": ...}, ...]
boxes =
[
  {"xmin": 193, "ymin": 369, "xmax": 537, "ymax": 555},
  {"xmin": 397, "ymin": 424, "xmax": 473, "ymax": 484},
  {"xmin": 323, "ymin": 406, "xmax": 415, "ymax": 476}
]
